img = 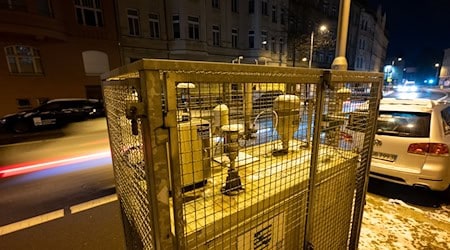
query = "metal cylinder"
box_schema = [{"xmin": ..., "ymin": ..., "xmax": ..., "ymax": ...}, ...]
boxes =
[
  {"xmin": 273, "ymin": 95, "xmax": 301, "ymax": 152},
  {"xmin": 213, "ymin": 104, "xmax": 229, "ymax": 129}
]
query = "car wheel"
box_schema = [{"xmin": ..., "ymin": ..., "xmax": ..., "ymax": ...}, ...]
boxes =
[
  {"xmin": 444, "ymin": 186, "xmax": 450, "ymax": 201},
  {"xmin": 12, "ymin": 121, "xmax": 31, "ymax": 133}
]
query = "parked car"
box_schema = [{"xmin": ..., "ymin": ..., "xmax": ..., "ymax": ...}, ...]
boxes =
[
  {"xmin": 253, "ymin": 90, "xmax": 284, "ymax": 111},
  {"xmin": 397, "ymin": 80, "xmax": 418, "ymax": 92},
  {"xmin": 0, "ymin": 98, "xmax": 105, "ymax": 133},
  {"xmin": 348, "ymin": 98, "xmax": 450, "ymax": 192}
]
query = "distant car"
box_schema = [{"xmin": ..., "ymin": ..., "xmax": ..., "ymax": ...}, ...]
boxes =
[
  {"xmin": 397, "ymin": 81, "xmax": 418, "ymax": 92},
  {"xmin": 253, "ymin": 90, "xmax": 283, "ymax": 111},
  {"xmin": 348, "ymin": 98, "xmax": 450, "ymax": 192},
  {"xmin": 0, "ymin": 98, "xmax": 105, "ymax": 133}
]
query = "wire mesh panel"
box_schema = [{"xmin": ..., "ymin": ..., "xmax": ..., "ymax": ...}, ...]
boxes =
[
  {"xmin": 102, "ymin": 79, "xmax": 155, "ymax": 249},
  {"xmin": 101, "ymin": 59, "xmax": 383, "ymax": 250}
]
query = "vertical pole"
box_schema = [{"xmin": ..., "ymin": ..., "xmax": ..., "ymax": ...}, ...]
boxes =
[
  {"xmin": 309, "ymin": 31, "xmax": 314, "ymax": 68},
  {"xmin": 331, "ymin": 0, "xmax": 351, "ymax": 70},
  {"xmin": 141, "ymin": 71, "xmax": 175, "ymax": 249},
  {"xmin": 303, "ymin": 70, "xmax": 329, "ymax": 249}
]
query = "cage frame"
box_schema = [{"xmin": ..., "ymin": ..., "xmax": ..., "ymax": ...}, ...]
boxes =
[{"xmin": 101, "ymin": 59, "xmax": 383, "ymax": 250}]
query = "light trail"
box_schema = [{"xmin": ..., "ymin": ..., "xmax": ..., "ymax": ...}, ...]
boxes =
[{"xmin": 0, "ymin": 150, "xmax": 111, "ymax": 178}]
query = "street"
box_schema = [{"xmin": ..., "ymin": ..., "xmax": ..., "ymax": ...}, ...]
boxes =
[{"xmin": 0, "ymin": 118, "xmax": 115, "ymax": 225}]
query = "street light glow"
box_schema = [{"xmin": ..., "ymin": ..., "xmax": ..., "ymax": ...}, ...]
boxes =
[
  {"xmin": 309, "ymin": 25, "xmax": 328, "ymax": 68},
  {"xmin": 435, "ymin": 63, "xmax": 440, "ymax": 67},
  {"xmin": 302, "ymin": 57, "xmax": 308, "ymax": 62},
  {"xmin": 398, "ymin": 57, "xmax": 402, "ymax": 61}
]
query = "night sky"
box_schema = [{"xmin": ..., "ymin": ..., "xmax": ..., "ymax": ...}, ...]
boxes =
[{"xmin": 368, "ymin": 0, "xmax": 450, "ymax": 67}]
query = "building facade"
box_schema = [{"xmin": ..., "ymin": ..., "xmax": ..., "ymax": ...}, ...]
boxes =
[
  {"xmin": 349, "ymin": 5, "xmax": 388, "ymax": 72},
  {"xmin": 116, "ymin": 0, "xmax": 289, "ymax": 66},
  {"xmin": 439, "ymin": 48, "xmax": 450, "ymax": 87},
  {"xmin": 0, "ymin": 0, "xmax": 388, "ymax": 117},
  {"xmin": 0, "ymin": 0, "xmax": 121, "ymax": 116}
]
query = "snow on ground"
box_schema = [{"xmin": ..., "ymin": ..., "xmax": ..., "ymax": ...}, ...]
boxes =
[{"xmin": 359, "ymin": 193, "xmax": 450, "ymax": 250}]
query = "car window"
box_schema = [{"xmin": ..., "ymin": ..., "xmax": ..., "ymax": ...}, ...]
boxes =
[
  {"xmin": 441, "ymin": 107, "xmax": 450, "ymax": 134},
  {"xmin": 40, "ymin": 102, "xmax": 62, "ymax": 111},
  {"xmin": 376, "ymin": 111, "xmax": 430, "ymax": 137}
]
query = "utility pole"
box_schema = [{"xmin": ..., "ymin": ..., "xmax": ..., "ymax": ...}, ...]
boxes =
[{"xmin": 331, "ymin": 0, "xmax": 351, "ymax": 70}]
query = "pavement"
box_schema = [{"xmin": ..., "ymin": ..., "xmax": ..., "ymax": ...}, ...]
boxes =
[{"xmin": 360, "ymin": 179, "xmax": 450, "ymax": 249}]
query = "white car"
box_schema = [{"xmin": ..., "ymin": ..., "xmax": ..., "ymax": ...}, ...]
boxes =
[
  {"xmin": 397, "ymin": 81, "xmax": 418, "ymax": 92},
  {"xmin": 349, "ymin": 98, "xmax": 450, "ymax": 192}
]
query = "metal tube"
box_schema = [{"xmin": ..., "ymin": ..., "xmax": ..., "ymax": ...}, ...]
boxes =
[
  {"xmin": 303, "ymin": 71, "xmax": 328, "ymax": 248},
  {"xmin": 309, "ymin": 31, "xmax": 314, "ymax": 68},
  {"xmin": 331, "ymin": 0, "xmax": 351, "ymax": 70}
]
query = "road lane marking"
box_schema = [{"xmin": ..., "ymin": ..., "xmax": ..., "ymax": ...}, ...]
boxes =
[
  {"xmin": 0, "ymin": 194, "xmax": 118, "ymax": 236},
  {"xmin": 0, "ymin": 209, "xmax": 64, "ymax": 236},
  {"xmin": 70, "ymin": 194, "xmax": 118, "ymax": 214}
]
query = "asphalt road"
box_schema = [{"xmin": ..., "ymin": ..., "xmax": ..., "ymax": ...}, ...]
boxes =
[{"xmin": 0, "ymin": 118, "xmax": 115, "ymax": 225}]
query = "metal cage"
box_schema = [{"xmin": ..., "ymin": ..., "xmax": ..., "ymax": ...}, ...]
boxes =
[{"xmin": 101, "ymin": 59, "xmax": 383, "ymax": 250}]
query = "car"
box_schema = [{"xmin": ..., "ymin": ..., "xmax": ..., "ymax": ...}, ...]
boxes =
[
  {"xmin": 348, "ymin": 98, "xmax": 450, "ymax": 192},
  {"xmin": 397, "ymin": 80, "xmax": 418, "ymax": 92},
  {"xmin": 0, "ymin": 98, "xmax": 105, "ymax": 133},
  {"xmin": 253, "ymin": 90, "xmax": 284, "ymax": 111}
]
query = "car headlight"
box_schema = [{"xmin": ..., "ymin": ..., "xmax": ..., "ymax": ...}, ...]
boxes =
[{"xmin": 0, "ymin": 118, "xmax": 6, "ymax": 124}]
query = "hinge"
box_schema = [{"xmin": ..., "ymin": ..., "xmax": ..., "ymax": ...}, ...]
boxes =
[
  {"xmin": 126, "ymin": 102, "xmax": 146, "ymax": 135},
  {"xmin": 322, "ymin": 70, "xmax": 332, "ymax": 90},
  {"xmin": 306, "ymin": 241, "xmax": 315, "ymax": 250}
]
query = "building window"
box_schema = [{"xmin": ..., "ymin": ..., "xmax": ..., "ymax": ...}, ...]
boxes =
[
  {"xmin": 173, "ymin": 15, "xmax": 180, "ymax": 39},
  {"xmin": 82, "ymin": 50, "xmax": 110, "ymax": 76},
  {"xmin": 37, "ymin": 0, "xmax": 53, "ymax": 17},
  {"xmin": 319, "ymin": 53, "xmax": 324, "ymax": 62},
  {"xmin": 212, "ymin": 0, "xmax": 219, "ymax": 8},
  {"xmin": 262, "ymin": 0, "xmax": 268, "ymax": 16},
  {"xmin": 232, "ymin": 29, "xmax": 238, "ymax": 48},
  {"xmin": 279, "ymin": 38, "xmax": 284, "ymax": 54},
  {"xmin": 248, "ymin": 30, "xmax": 255, "ymax": 48},
  {"xmin": 127, "ymin": 9, "xmax": 140, "ymax": 36},
  {"xmin": 149, "ymin": 13, "xmax": 160, "ymax": 38},
  {"xmin": 231, "ymin": 0, "xmax": 238, "ymax": 12},
  {"xmin": 280, "ymin": 8, "xmax": 285, "ymax": 25},
  {"xmin": 331, "ymin": 5, "xmax": 337, "ymax": 16},
  {"xmin": 5, "ymin": 45, "xmax": 43, "ymax": 74},
  {"xmin": 17, "ymin": 98, "xmax": 31, "ymax": 109},
  {"xmin": 248, "ymin": 0, "xmax": 254, "ymax": 14},
  {"xmin": 272, "ymin": 5, "xmax": 277, "ymax": 23},
  {"xmin": 188, "ymin": 16, "xmax": 200, "ymax": 40},
  {"xmin": 271, "ymin": 37, "xmax": 276, "ymax": 53},
  {"xmin": 212, "ymin": 25, "xmax": 220, "ymax": 46},
  {"xmin": 74, "ymin": 0, "xmax": 103, "ymax": 27},
  {"xmin": 327, "ymin": 53, "xmax": 333, "ymax": 63},
  {"xmin": 261, "ymin": 31, "xmax": 268, "ymax": 50},
  {"xmin": 2, "ymin": 0, "xmax": 26, "ymax": 10}
]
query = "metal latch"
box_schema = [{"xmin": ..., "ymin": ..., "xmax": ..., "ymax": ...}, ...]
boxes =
[{"xmin": 126, "ymin": 102, "xmax": 146, "ymax": 135}]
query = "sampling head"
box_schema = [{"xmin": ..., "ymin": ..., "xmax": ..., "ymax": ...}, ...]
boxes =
[{"xmin": 273, "ymin": 95, "xmax": 301, "ymax": 155}]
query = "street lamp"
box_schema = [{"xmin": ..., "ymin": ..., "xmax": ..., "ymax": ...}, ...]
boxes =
[
  {"xmin": 309, "ymin": 25, "xmax": 327, "ymax": 68},
  {"xmin": 391, "ymin": 57, "xmax": 402, "ymax": 66},
  {"xmin": 435, "ymin": 63, "xmax": 440, "ymax": 85}
]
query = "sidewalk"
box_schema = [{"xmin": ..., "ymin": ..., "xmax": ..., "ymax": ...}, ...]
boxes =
[{"xmin": 360, "ymin": 193, "xmax": 450, "ymax": 249}]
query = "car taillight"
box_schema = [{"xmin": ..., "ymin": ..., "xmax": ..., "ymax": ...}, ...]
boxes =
[{"xmin": 407, "ymin": 143, "xmax": 449, "ymax": 156}]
